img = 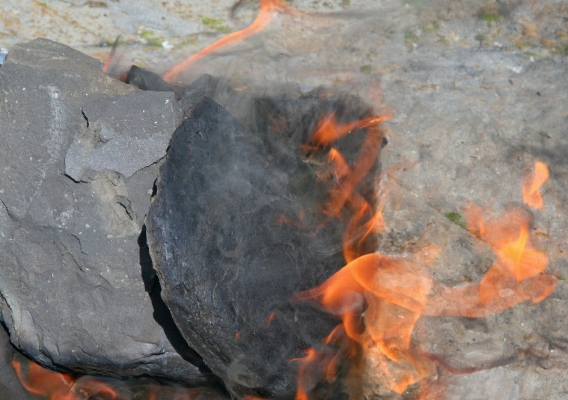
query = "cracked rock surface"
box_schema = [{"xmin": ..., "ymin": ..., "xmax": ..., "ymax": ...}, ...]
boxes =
[{"xmin": 0, "ymin": 38, "xmax": 207, "ymax": 384}]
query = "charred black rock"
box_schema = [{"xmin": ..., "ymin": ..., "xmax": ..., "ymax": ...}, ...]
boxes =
[{"xmin": 146, "ymin": 94, "xmax": 381, "ymax": 399}]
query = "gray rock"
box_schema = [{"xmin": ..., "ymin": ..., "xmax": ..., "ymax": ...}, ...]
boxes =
[
  {"xmin": 65, "ymin": 90, "xmax": 182, "ymax": 181},
  {"xmin": 0, "ymin": 38, "xmax": 207, "ymax": 384}
]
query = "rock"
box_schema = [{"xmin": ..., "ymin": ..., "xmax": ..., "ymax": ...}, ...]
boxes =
[
  {"xmin": 146, "ymin": 95, "xmax": 381, "ymax": 399},
  {"xmin": 65, "ymin": 90, "xmax": 182, "ymax": 181},
  {"xmin": 0, "ymin": 38, "xmax": 210, "ymax": 384}
]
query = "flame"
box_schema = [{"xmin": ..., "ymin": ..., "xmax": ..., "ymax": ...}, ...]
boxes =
[
  {"xmin": 101, "ymin": 6, "xmax": 554, "ymax": 394},
  {"xmin": 343, "ymin": 193, "xmax": 385, "ymax": 264},
  {"xmin": 12, "ymin": 359, "xmax": 119, "ymax": 400},
  {"xmin": 13, "ymin": 357, "xmax": 228, "ymax": 399},
  {"xmin": 310, "ymin": 118, "xmax": 387, "ymax": 222},
  {"xmin": 102, "ymin": 36, "xmax": 121, "ymax": 73},
  {"xmin": 292, "ymin": 110, "xmax": 557, "ymax": 398},
  {"xmin": 291, "ymin": 325, "xmax": 354, "ymax": 400},
  {"xmin": 421, "ymin": 204, "xmax": 556, "ymax": 318},
  {"xmin": 266, "ymin": 312, "xmax": 276, "ymax": 325},
  {"xmin": 522, "ymin": 161, "xmax": 549, "ymax": 209},
  {"xmin": 12, "ymin": 359, "xmax": 74, "ymax": 399},
  {"xmin": 164, "ymin": 0, "xmax": 292, "ymax": 83},
  {"xmin": 311, "ymin": 114, "xmax": 389, "ymax": 148}
]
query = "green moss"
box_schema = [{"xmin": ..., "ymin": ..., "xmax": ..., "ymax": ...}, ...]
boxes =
[
  {"xmin": 39, "ymin": 2, "xmax": 48, "ymax": 6},
  {"xmin": 421, "ymin": 21, "xmax": 440, "ymax": 34},
  {"xmin": 139, "ymin": 30, "xmax": 165, "ymax": 47},
  {"xmin": 479, "ymin": 12, "xmax": 502, "ymax": 23},
  {"xmin": 475, "ymin": 34, "xmax": 489, "ymax": 43},
  {"xmin": 436, "ymin": 36, "xmax": 450, "ymax": 45},
  {"xmin": 405, "ymin": 31, "xmax": 419, "ymax": 43},
  {"xmin": 145, "ymin": 38, "xmax": 163, "ymax": 47},
  {"xmin": 523, "ymin": 51, "xmax": 542, "ymax": 58},
  {"xmin": 360, "ymin": 65, "xmax": 372, "ymax": 74},
  {"xmin": 552, "ymin": 42, "xmax": 568, "ymax": 56},
  {"xmin": 139, "ymin": 30, "xmax": 154, "ymax": 39},
  {"xmin": 199, "ymin": 15, "xmax": 230, "ymax": 33},
  {"xmin": 179, "ymin": 39, "xmax": 199, "ymax": 47},
  {"xmin": 444, "ymin": 212, "xmax": 467, "ymax": 229}
]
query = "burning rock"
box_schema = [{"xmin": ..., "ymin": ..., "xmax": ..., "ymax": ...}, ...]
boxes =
[
  {"xmin": 146, "ymin": 90, "xmax": 384, "ymax": 398},
  {"xmin": 0, "ymin": 32, "xmax": 385, "ymax": 398}
]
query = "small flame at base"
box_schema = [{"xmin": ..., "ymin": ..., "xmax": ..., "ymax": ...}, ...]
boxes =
[
  {"xmin": 13, "ymin": 357, "xmax": 227, "ymax": 400},
  {"xmin": 12, "ymin": 359, "xmax": 119, "ymax": 400}
]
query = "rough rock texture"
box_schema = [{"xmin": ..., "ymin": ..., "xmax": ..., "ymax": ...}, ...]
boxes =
[
  {"xmin": 0, "ymin": 38, "xmax": 208, "ymax": 384},
  {"xmin": 146, "ymin": 95, "xmax": 380, "ymax": 399},
  {"xmin": 65, "ymin": 90, "xmax": 182, "ymax": 181}
]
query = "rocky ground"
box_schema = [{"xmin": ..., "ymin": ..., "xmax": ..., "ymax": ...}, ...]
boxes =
[{"xmin": 1, "ymin": 0, "xmax": 568, "ymax": 399}]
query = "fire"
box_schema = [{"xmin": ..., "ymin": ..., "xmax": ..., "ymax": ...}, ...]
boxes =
[
  {"xmin": 13, "ymin": 357, "xmax": 227, "ymax": 400},
  {"xmin": 311, "ymin": 114, "xmax": 390, "ymax": 148},
  {"xmin": 292, "ymin": 101, "xmax": 557, "ymax": 398},
  {"xmin": 522, "ymin": 161, "xmax": 549, "ymax": 209},
  {"xmin": 12, "ymin": 359, "xmax": 119, "ymax": 400},
  {"xmin": 12, "ymin": 359, "xmax": 75, "ymax": 399},
  {"xmin": 164, "ymin": 0, "xmax": 293, "ymax": 83},
  {"xmin": 425, "ymin": 205, "xmax": 556, "ymax": 319},
  {"xmin": 96, "ymin": 1, "xmax": 557, "ymax": 395}
]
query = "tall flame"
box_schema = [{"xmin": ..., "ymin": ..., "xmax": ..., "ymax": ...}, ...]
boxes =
[
  {"xmin": 292, "ymin": 108, "xmax": 557, "ymax": 399},
  {"xmin": 164, "ymin": 0, "xmax": 292, "ymax": 83}
]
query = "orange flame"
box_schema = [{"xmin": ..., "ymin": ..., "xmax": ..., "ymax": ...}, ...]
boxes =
[
  {"xmin": 292, "ymin": 110, "xmax": 556, "ymax": 399},
  {"xmin": 343, "ymin": 192, "xmax": 384, "ymax": 264},
  {"xmin": 522, "ymin": 161, "xmax": 549, "ymax": 209},
  {"xmin": 12, "ymin": 359, "xmax": 119, "ymax": 400},
  {"xmin": 425, "ymin": 206, "xmax": 556, "ymax": 319},
  {"xmin": 164, "ymin": 0, "xmax": 292, "ymax": 83},
  {"xmin": 12, "ymin": 359, "xmax": 74, "ymax": 399},
  {"xmin": 102, "ymin": 36, "xmax": 121, "ymax": 73},
  {"xmin": 311, "ymin": 114, "xmax": 389, "ymax": 148}
]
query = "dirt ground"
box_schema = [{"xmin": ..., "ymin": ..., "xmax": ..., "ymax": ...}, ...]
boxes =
[{"xmin": 1, "ymin": 0, "xmax": 567, "ymax": 69}]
